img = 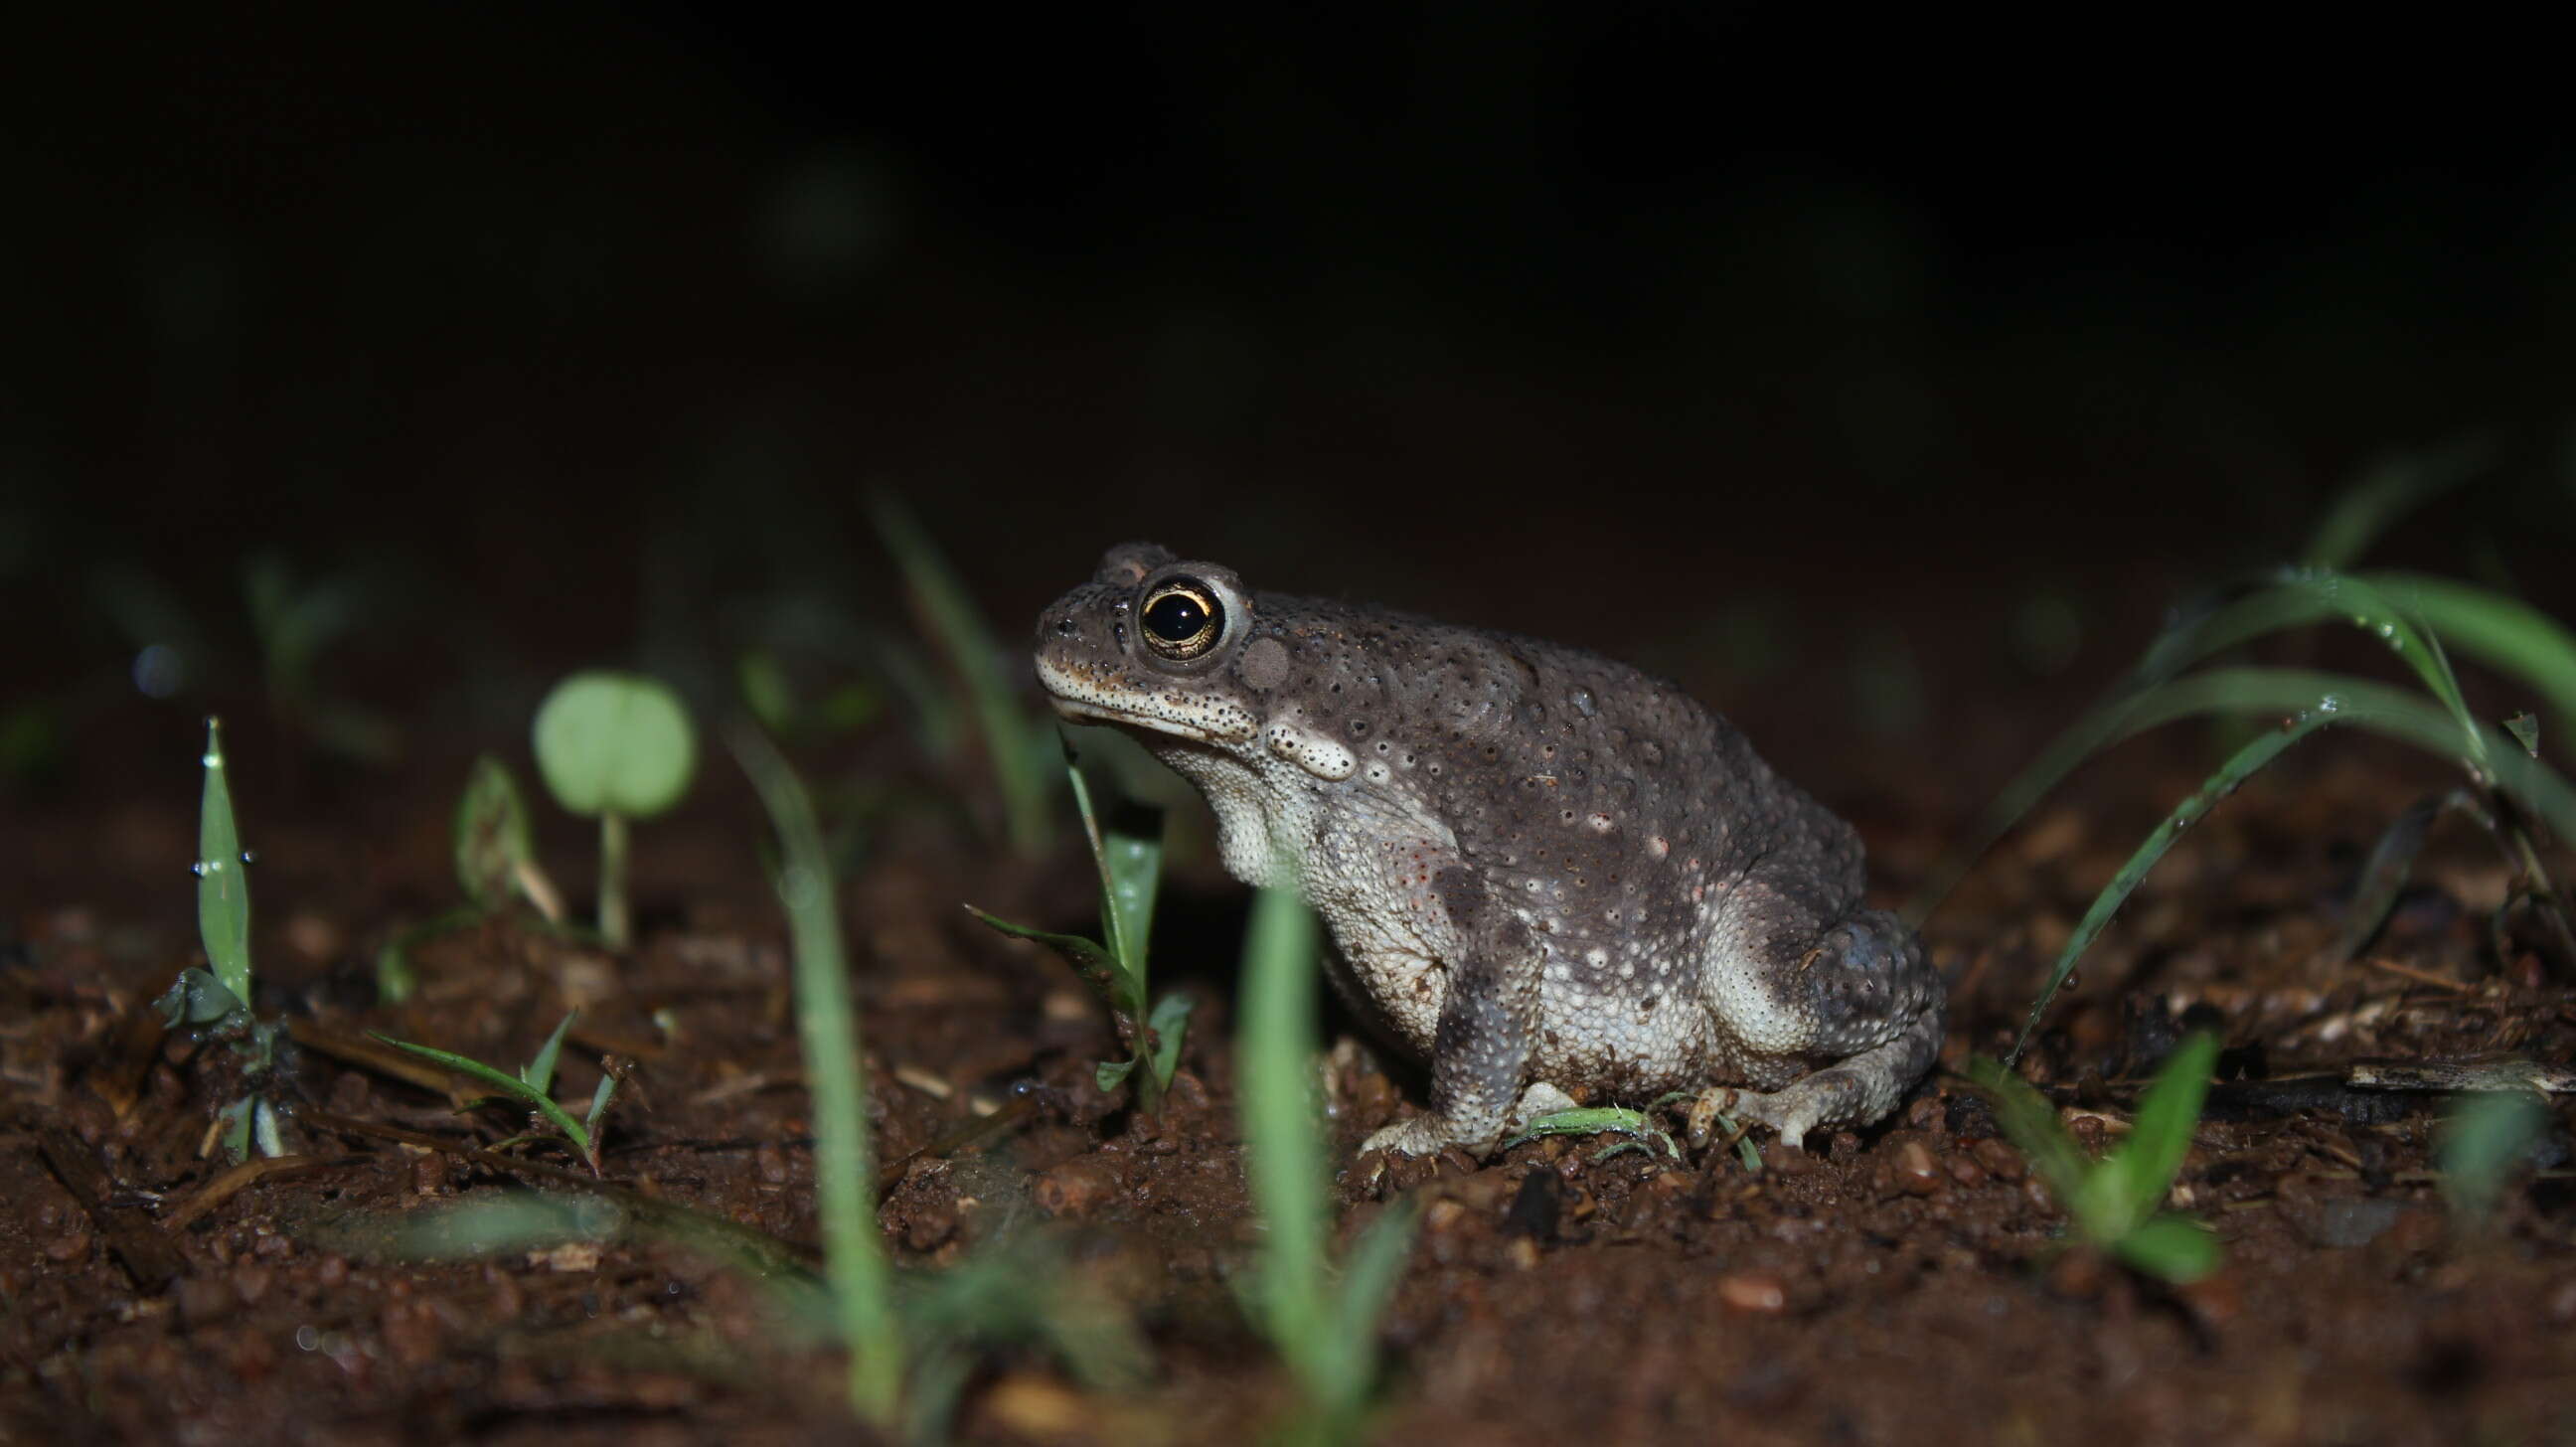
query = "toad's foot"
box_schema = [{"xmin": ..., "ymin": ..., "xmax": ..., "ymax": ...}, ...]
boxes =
[
  {"xmin": 1363, "ymin": 1081, "xmax": 1582, "ymax": 1158},
  {"xmin": 1687, "ymin": 1064, "xmax": 1882, "ymax": 1152}
]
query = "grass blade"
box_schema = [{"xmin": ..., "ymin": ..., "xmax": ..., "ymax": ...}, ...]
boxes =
[
  {"xmin": 2110, "ymin": 1214, "xmax": 2220, "ymax": 1284},
  {"xmin": 2010, "ymin": 711, "xmax": 2329, "ymax": 1061},
  {"xmin": 1323, "ymin": 1201, "xmax": 1419, "ymax": 1414},
  {"xmin": 2365, "ymin": 570, "xmax": 2576, "ymax": 756},
  {"xmin": 371, "ymin": 1034, "xmax": 591, "ymax": 1162},
  {"xmin": 1237, "ymin": 884, "xmax": 1328, "ymax": 1393},
  {"xmin": 1909, "ymin": 564, "xmax": 2512, "ymax": 926},
  {"xmin": 729, "ymin": 722, "xmax": 901, "ymax": 1427},
  {"xmin": 963, "ymin": 905, "xmax": 1125, "ymax": 1009},
  {"xmin": 1146, "ymin": 990, "xmax": 1195, "ymax": 1095},
  {"xmin": 197, "ymin": 718, "xmax": 252, "ymax": 1005},
  {"xmin": 1961, "ymin": 1057, "xmax": 2090, "ymax": 1207},
  {"xmin": 866, "ymin": 488, "xmax": 1051, "ymax": 856},
  {"xmin": 522, "ymin": 1011, "xmax": 576, "ymax": 1095},
  {"xmin": 2103, "ymin": 1032, "xmax": 2216, "ymax": 1230},
  {"xmin": 2301, "ymin": 437, "xmax": 2494, "ymax": 571},
  {"xmin": 2330, "ymin": 789, "xmax": 2494, "ymax": 961}
]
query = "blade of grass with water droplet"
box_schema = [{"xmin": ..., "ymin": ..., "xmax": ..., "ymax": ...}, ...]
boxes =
[
  {"xmin": 1910, "ymin": 565, "xmax": 2496, "ymax": 926},
  {"xmin": 198, "ymin": 718, "xmax": 252, "ymax": 1005},
  {"xmin": 2364, "ymin": 571, "xmax": 2576, "ymax": 756}
]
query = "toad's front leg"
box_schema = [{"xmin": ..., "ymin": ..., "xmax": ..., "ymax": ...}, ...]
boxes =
[{"xmin": 1360, "ymin": 868, "xmax": 1542, "ymax": 1158}]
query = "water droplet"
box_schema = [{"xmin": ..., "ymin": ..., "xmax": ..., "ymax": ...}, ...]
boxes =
[
  {"xmin": 191, "ymin": 862, "xmax": 209, "ymax": 878},
  {"xmin": 131, "ymin": 643, "xmax": 185, "ymax": 699},
  {"xmin": 201, "ymin": 753, "xmax": 220, "ymax": 769},
  {"xmin": 239, "ymin": 850, "xmax": 257, "ymax": 866},
  {"xmin": 1569, "ymin": 688, "xmax": 1597, "ymax": 718},
  {"xmin": 2317, "ymin": 695, "xmax": 2340, "ymax": 714},
  {"xmin": 200, "ymin": 859, "xmax": 224, "ymax": 876}
]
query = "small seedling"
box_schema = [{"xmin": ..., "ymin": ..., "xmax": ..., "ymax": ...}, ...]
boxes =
[
  {"xmin": 968, "ymin": 750, "xmax": 1195, "ymax": 1114},
  {"xmin": 1966, "ymin": 1033, "xmax": 2222, "ymax": 1284},
  {"xmin": 453, "ymin": 752, "xmax": 566, "ymax": 920},
  {"xmin": 1237, "ymin": 884, "xmax": 1418, "ymax": 1441},
  {"xmin": 533, "ymin": 671, "xmax": 698, "ymax": 949},
  {"xmin": 377, "ymin": 754, "xmax": 571, "ymax": 1002},
  {"xmin": 154, "ymin": 717, "xmax": 287, "ymax": 1162},
  {"xmin": 373, "ymin": 1012, "xmax": 622, "ymax": 1175}
]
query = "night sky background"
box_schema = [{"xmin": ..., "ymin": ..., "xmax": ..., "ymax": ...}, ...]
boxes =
[{"xmin": 5, "ymin": 6, "xmax": 2572, "ymax": 814}]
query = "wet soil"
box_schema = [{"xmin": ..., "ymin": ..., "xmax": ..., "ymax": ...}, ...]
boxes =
[{"xmin": 6, "ymin": 635, "xmax": 2574, "ymax": 1447}]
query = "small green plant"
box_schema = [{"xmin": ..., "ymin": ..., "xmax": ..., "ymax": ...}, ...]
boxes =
[
  {"xmin": 533, "ymin": 671, "xmax": 699, "ymax": 949},
  {"xmin": 730, "ymin": 721, "xmax": 902, "ymax": 1428},
  {"xmin": 1914, "ymin": 566, "xmax": 2576, "ymax": 1060},
  {"xmin": 1966, "ymin": 1033, "xmax": 2222, "ymax": 1284},
  {"xmin": 155, "ymin": 717, "xmax": 288, "ymax": 1162},
  {"xmin": 377, "ymin": 753, "xmax": 571, "ymax": 1003},
  {"xmin": 372, "ymin": 1012, "xmax": 622, "ymax": 1175},
  {"xmin": 452, "ymin": 752, "xmax": 566, "ymax": 920},
  {"xmin": 968, "ymin": 751, "xmax": 1194, "ymax": 1113},
  {"xmin": 1912, "ymin": 446, "xmax": 2576, "ymax": 1058},
  {"xmin": 1237, "ymin": 884, "xmax": 1418, "ymax": 1441}
]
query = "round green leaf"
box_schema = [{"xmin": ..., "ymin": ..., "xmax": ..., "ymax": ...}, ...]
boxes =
[{"xmin": 533, "ymin": 672, "xmax": 698, "ymax": 818}]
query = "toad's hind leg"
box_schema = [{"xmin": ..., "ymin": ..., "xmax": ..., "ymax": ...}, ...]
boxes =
[{"xmin": 1691, "ymin": 909, "xmax": 1943, "ymax": 1150}]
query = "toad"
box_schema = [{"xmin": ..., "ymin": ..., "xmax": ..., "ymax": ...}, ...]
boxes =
[{"xmin": 1035, "ymin": 543, "xmax": 1944, "ymax": 1157}]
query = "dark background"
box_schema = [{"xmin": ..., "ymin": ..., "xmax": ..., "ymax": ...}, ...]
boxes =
[{"xmin": 5, "ymin": 5, "xmax": 2572, "ymax": 813}]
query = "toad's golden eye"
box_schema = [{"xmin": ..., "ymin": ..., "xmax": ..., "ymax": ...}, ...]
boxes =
[{"xmin": 1141, "ymin": 578, "xmax": 1223, "ymax": 659}]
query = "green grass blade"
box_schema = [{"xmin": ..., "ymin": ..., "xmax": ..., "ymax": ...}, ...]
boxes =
[
  {"xmin": 2102, "ymin": 1032, "xmax": 2217, "ymax": 1232},
  {"xmin": 1321, "ymin": 1200, "xmax": 1418, "ymax": 1418},
  {"xmin": 2438, "ymin": 1088, "xmax": 2548, "ymax": 1224},
  {"xmin": 1961, "ymin": 1056, "xmax": 2091, "ymax": 1208},
  {"xmin": 370, "ymin": 1034, "xmax": 591, "ymax": 1161},
  {"xmin": 196, "ymin": 718, "xmax": 253, "ymax": 1005},
  {"xmin": 1909, "ymin": 565, "xmax": 2504, "ymax": 925},
  {"xmin": 585, "ymin": 1071, "xmax": 620, "ymax": 1134},
  {"xmin": 522, "ymin": 1011, "xmax": 576, "ymax": 1095},
  {"xmin": 1099, "ymin": 804, "xmax": 1164, "ymax": 993},
  {"xmin": 1976, "ymin": 667, "xmax": 2576, "ymax": 1058},
  {"xmin": 2302, "ymin": 437, "xmax": 2495, "ymax": 570},
  {"xmin": 1146, "ymin": 991, "xmax": 1195, "ymax": 1094},
  {"xmin": 963, "ymin": 905, "xmax": 1126, "ymax": 1010},
  {"xmin": 2365, "ymin": 571, "xmax": 2576, "ymax": 756},
  {"xmin": 2330, "ymin": 789, "xmax": 2493, "ymax": 961},
  {"xmin": 2111, "ymin": 1214, "xmax": 2220, "ymax": 1284},
  {"xmin": 1064, "ymin": 754, "xmax": 1159, "ymax": 1018},
  {"xmin": 729, "ymin": 722, "xmax": 901, "ymax": 1427},
  {"xmin": 866, "ymin": 488, "xmax": 1051, "ymax": 856},
  {"xmin": 2010, "ymin": 711, "xmax": 2327, "ymax": 1062},
  {"xmin": 1237, "ymin": 884, "xmax": 1329, "ymax": 1395}
]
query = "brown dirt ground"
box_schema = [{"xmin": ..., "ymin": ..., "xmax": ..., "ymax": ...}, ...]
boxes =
[{"xmin": 5, "ymin": 652, "xmax": 2574, "ymax": 1447}]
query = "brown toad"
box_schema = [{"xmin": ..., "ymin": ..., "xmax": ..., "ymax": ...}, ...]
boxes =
[{"xmin": 1035, "ymin": 543, "xmax": 1944, "ymax": 1157}]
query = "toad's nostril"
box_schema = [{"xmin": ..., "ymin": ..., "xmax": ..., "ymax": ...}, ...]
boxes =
[{"xmin": 1055, "ymin": 617, "xmax": 1077, "ymax": 635}]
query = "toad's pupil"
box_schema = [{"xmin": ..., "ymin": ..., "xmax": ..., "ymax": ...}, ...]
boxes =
[{"xmin": 1146, "ymin": 590, "xmax": 1212, "ymax": 642}]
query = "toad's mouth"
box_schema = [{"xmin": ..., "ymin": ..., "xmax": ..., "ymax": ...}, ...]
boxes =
[
  {"xmin": 1036, "ymin": 658, "xmax": 1255, "ymax": 746},
  {"xmin": 1044, "ymin": 693, "xmax": 1226, "ymax": 745}
]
